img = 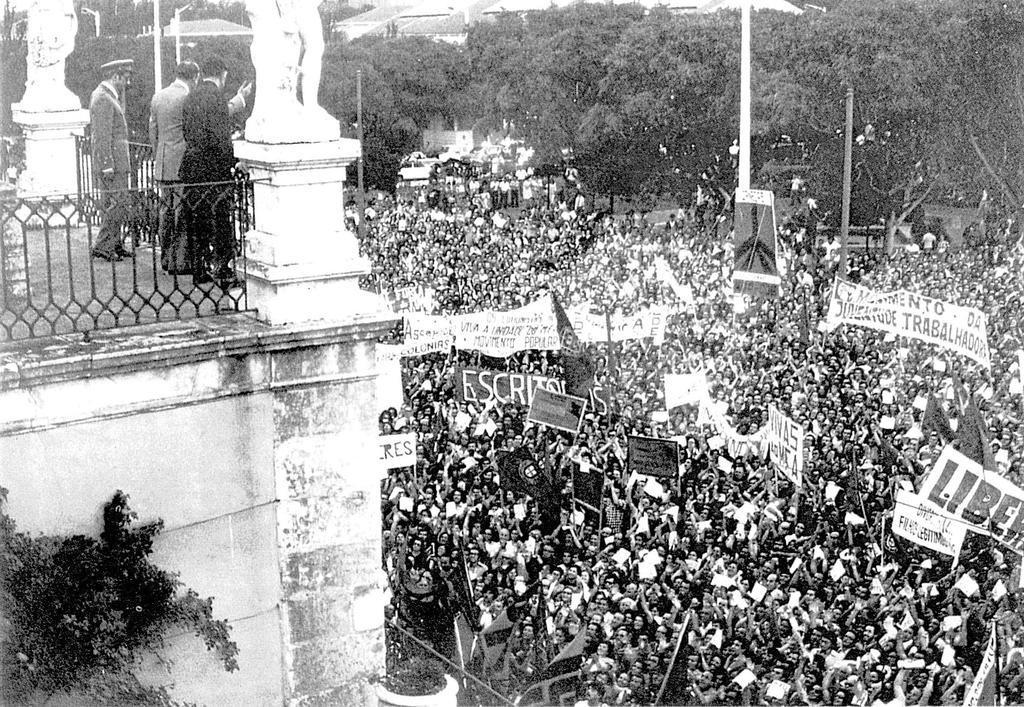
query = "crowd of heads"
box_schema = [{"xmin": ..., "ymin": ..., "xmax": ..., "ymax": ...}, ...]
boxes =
[{"xmin": 363, "ymin": 175, "xmax": 1024, "ymax": 706}]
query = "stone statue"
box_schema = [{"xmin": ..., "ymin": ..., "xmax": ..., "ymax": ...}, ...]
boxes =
[
  {"xmin": 243, "ymin": 0, "xmax": 339, "ymax": 144},
  {"xmin": 16, "ymin": 0, "xmax": 81, "ymax": 112}
]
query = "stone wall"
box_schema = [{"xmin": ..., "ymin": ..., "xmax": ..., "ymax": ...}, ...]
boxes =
[{"xmin": 0, "ymin": 311, "xmax": 395, "ymax": 705}]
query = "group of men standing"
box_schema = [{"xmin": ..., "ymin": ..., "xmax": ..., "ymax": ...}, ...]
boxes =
[{"xmin": 88, "ymin": 57, "xmax": 250, "ymax": 289}]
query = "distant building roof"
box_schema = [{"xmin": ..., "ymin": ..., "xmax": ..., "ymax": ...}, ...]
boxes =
[
  {"xmin": 482, "ymin": 0, "xmax": 577, "ymax": 14},
  {"xmin": 699, "ymin": 0, "xmax": 803, "ymax": 12},
  {"xmin": 163, "ymin": 18, "xmax": 253, "ymax": 38}
]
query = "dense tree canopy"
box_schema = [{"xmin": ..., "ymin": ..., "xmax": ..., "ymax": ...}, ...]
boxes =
[{"xmin": 3, "ymin": 0, "xmax": 1023, "ymax": 210}]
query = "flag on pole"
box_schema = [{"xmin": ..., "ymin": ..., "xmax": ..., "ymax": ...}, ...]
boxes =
[
  {"xmin": 551, "ymin": 293, "xmax": 595, "ymax": 399},
  {"xmin": 517, "ymin": 628, "xmax": 588, "ymax": 705},
  {"xmin": 478, "ymin": 609, "xmax": 516, "ymax": 672},
  {"xmin": 922, "ymin": 394, "xmax": 954, "ymax": 442},
  {"xmin": 454, "ymin": 613, "xmax": 476, "ymax": 674},
  {"xmin": 654, "ymin": 613, "xmax": 693, "ymax": 705},
  {"xmin": 962, "ymin": 622, "xmax": 998, "ymax": 707},
  {"xmin": 732, "ymin": 188, "xmax": 780, "ymax": 298},
  {"xmin": 572, "ymin": 460, "xmax": 605, "ymax": 514},
  {"xmin": 953, "ymin": 374, "xmax": 996, "ymax": 471},
  {"xmin": 498, "ymin": 445, "xmax": 560, "ymax": 532}
]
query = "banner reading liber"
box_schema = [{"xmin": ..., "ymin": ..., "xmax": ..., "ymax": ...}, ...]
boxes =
[
  {"xmin": 891, "ymin": 489, "xmax": 968, "ymax": 557},
  {"xmin": 732, "ymin": 188, "xmax": 780, "ymax": 296},
  {"xmin": 826, "ymin": 280, "xmax": 991, "ymax": 367},
  {"xmin": 455, "ymin": 365, "xmax": 610, "ymax": 416},
  {"xmin": 919, "ymin": 445, "xmax": 1024, "ymax": 552},
  {"xmin": 766, "ymin": 404, "xmax": 803, "ymax": 485}
]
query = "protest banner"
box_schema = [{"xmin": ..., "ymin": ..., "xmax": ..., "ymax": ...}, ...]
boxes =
[
  {"xmin": 698, "ymin": 391, "xmax": 766, "ymax": 458},
  {"xmin": 825, "ymin": 280, "xmax": 991, "ymax": 367},
  {"xmin": 403, "ymin": 313, "xmax": 455, "ymax": 356},
  {"xmin": 627, "ymin": 435, "xmax": 679, "ymax": 479},
  {"xmin": 453, "ymin": 295, "xmax": 561, "ymax": 357},
  {"xmin": 732, "ymin": 188, "xmax": 780, "ymax": 296},
  {"xmin": 379, "ymin": 433, "xmax": 417, "ymax": 470},
  {"xmin": 389, "ymin": 285, "xmax": 435, "ymax": 313},
  {"xmin": 455, "ymin": 365, "xmax": 610, "ymax": 416},
  {"xmin": 527, "ymin": 388, "xmax": 587, "ymax": 434},
  {"xmin": 891, "ymin": 489, "xmax": 968, "ymax": 557},
  {"xmin": 919, "ymin": 445, "xmax": 1024, "ymax": 552},
  {"xmin": 766, "ymin": 404, "xmax": 803, "ymax": 485},
  {"xmin": 566, "ymin": 305, "xmax": 669, "ymax": 345},
  {"xmin": 664, "ymin": 372, "xmax": 709, "ymax": 409}
]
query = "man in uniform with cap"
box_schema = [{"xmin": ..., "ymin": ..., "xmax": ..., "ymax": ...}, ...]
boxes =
[{"xmin": 89, "ymin": 58, "xmax": 134, "ymax": 261}]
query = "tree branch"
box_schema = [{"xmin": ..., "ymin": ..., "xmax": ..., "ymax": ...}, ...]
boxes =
[
  {"xmin": 897, "ymin": 183, "xmax": 934, "ymax": 223},
  {"xmin": 969, "ymin": 134, "xmax": 1022, "ymax": 207}
]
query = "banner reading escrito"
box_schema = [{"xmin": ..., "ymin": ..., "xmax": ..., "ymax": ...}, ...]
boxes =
[
  {"xmin": 826, "ymin": 280, "xmax": 990, "ymax": 367},
  {"xmin": 455, "ymin": 365, "xmax": 610, "ymax": 416}
]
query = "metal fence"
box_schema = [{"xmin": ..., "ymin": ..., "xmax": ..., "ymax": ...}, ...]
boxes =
[{"xmin": 0, "ymin": 173, "xmax": 253, "ymax": 342}]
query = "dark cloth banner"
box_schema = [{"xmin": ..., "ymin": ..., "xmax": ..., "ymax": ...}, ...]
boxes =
[
  {"xmin": 627, "ymin": 435, "xmax": 679, "ymax": 479},
  {"xmin": 477, "ymin": 609, "xmax": 515, "ymax": 671},
  {"xmin": 572, "ymin": 462, "xmax": 605, "ymax": 513},
  {"xmin": 498, "ymin": 446, "xmax": 560, "ymax": 531},
  {"xmin": 732, "ymin": 188, "xmax": 780, "ymax": 297},
  {"xmin": 517, "ymin": 628, "xmax": 587, "ymax": 706},
  {"xmin": 455, "ymin": 365, "xmax": 610, "ymax": 416},
  {"xmin": 922, "ymin": 394, "xmax": 953, "ymax": 441},
  {"xmin": 552, "ymin": 292, "xmax": 596, "ymax": 398},
  {"xmin": 953, "ymin": 374, "xmax": 996, "ymax": 471}
]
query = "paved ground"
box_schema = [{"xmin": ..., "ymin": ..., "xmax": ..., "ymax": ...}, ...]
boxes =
[{"xmin": 1, "ymin": 220, "xmax": 244, "ymax": 343}]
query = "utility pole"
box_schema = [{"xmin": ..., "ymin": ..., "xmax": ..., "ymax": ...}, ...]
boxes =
[
  {"xmin": 153, "ymin": 0, "xmax": 162, "ymax": 90},
  {"xmin": 356, "ymin": 69, "xmax": 366, "ymax": 241},
  {"xmin": 840, "ymin": 86, "xmax": 853, "ymax": 275},
  {"xmin": 738, "ymin": 0, "xmax": 751, "ymax": 191}
]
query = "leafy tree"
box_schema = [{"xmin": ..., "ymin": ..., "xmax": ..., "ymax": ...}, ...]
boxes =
[{"xmin": 0, "ymin": 489, "xmax": 238, "ymax": 706}]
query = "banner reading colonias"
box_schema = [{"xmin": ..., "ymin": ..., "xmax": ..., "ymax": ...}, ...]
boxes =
[
  {"xmin": 403, "ymin": 314, "xmax": 455, "ymax": 356},
  {"xmin": 891, "ymin": 489, "xmax": 967, "ymax": 557},
  {"xmin": 826, "ymin": 280, "xmax": 991, "ymax": 367},
  {"xmin": 766, "ymin": 404, "xmax": 803, "ymax": 485},
  {"xmin": 919, "ymin": 445, "xmax": 1024, "ymax": 552}
]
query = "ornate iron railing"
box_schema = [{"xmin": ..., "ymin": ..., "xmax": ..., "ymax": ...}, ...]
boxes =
[{"xmin": 0, "ymin": 173, "xmax": 253, "ymax": 342}]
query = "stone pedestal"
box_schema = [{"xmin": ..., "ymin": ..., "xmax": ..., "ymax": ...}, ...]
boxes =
[
  {"xmin": 12, "ymin": 105, "xmax": 89, "ymax": 197},
  {"xmin": 233, "ymin": 139, "xmax": 382, "ymax": 326}
]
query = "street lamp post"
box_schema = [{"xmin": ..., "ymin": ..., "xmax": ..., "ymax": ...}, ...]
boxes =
[
  {"xmin": 81, "ymin": 7, "xmax": 100, "ymax": 37},
  {"xmin": 153, "ymin": 0, "xmax": 162, "ymax": 90},
  {"xmin": 174, "ymin": 4, "xmax": 193, "ymax": 66}
]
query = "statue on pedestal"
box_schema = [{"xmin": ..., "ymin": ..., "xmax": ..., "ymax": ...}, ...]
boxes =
[
  {"xmin": 243, "ymin": 0, "xmax": 340, "ymax": 144},
  {"xmin": 16, "ymin": 0, "xmax": 81, "ymax": 112}
]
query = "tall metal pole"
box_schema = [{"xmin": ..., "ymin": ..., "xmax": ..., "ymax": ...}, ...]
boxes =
[
  {"xmin": 356, "ymin": 69, "xmax": 367, "ymax": 241},
  {"xmin": 738, "ymin": 0, "xmax": 751, "ymax": 191},
  {"xmin": 153, "ymin": 0, "xmax": 162, "ymax": 90},
  {"xmin": 840, "ymin": 86, "xmax": 853, "ymax": 275}
]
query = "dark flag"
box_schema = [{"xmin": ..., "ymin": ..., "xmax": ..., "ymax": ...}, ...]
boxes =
[
  {"xmin": 517, "ymin": 627, "xmax": 587, "ymax": 706},
  {"xmin": 922, "ymin": 394, "xmax": 953, "ymax": 442},
  {"xmin": 572, "ymin": 462, "xmax": 604, "ymax": 514},
  {"xmin": 449, "ymin": 550, "xmax": 479, "ymax": 628},
  {"xmin": 551, "ymin": 292, "xmax": 595, "ymax": 399},
  {"xmin": 654, "ymin": 613, "xmax": 693, "ymax": 706},
  {"xmin": 477, "ymin": 609, "xmax": 516, "ymax": 672},
  {"xmin": 954, "ymin": 377, "xmax": 997, "ymax": 471},
  {"xmin": 498, "ymin": 446, "xmax": 561, "ymax": 532},
  {"xmin": 732, "ymin": 189, "xmax": 780, "ymax": 298}
]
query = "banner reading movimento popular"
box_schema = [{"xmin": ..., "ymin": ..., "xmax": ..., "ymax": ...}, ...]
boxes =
[
  {"xmin": 766, "ymin": 404, "xmax": 803, "ymax": 485},
  {"xmin": 919, "ymin": 445, "xmax": 1024, "ymax": 552},
  {"xmin": 452, "ymin": 295, "xmax": 561, "ymax": 357},
  {"xmin": 826, "ymin": 280, "xmax": 991, "ymax": 367}
]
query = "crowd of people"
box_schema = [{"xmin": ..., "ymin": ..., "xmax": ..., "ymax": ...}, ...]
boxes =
[{"xmin": 364, "ymin": 177, "xmax": 1024, "ymax": 706}]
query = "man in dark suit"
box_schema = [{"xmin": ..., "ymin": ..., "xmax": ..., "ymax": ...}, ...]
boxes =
[
  {"xmin": 180, "ymin": 57, "xmax": 244, "ymax": 288},
  {"xmin": 89, "ymin": 59, "xmax": 134, "ymax": 262},
  {"xmin": 149, "ymin": 61, "xmax": 198, "ymax": 273}
]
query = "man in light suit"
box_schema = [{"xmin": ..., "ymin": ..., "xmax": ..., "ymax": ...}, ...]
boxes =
[
  {"xmin": 149, "ymin": 61, "xmax": 198, "ymax": 273},
  {"xmin": 89, "ymin": 58, "xmax": 134, "ymax": 261}
]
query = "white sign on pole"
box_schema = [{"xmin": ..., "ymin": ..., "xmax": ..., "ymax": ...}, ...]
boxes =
[{"xmin": 379, "ymin": 433, "xmax": 417, "ymax": 471}]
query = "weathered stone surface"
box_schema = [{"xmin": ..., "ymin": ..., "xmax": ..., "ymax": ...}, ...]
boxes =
[{"xmin": 289, "ymin": 626, "xmax": 385, "ymax": 696}]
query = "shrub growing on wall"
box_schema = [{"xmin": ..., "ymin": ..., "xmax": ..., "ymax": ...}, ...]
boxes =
[{"xmin": 0, "ymin": 488, "xmax": 238, "ymax": 705}]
